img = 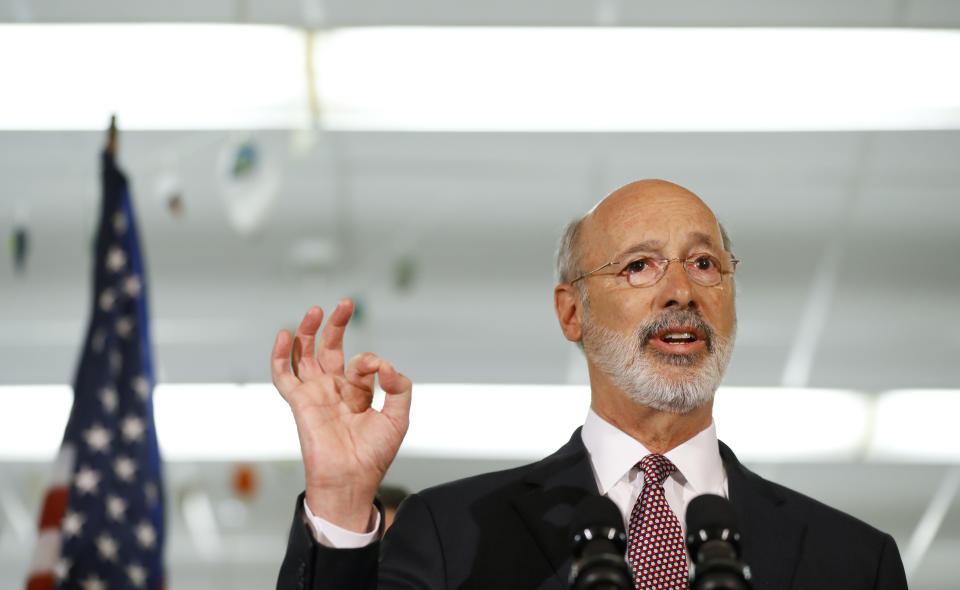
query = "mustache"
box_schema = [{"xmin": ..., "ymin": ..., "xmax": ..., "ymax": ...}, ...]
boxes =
[{"xmin": 637, "ymin": 310, "xmax": 715, "ymax": 351}]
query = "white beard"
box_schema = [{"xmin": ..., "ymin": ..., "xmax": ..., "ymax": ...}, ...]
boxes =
[{"xmin": 581, "ymin": 309, "xmax": 734, "ymax": 414}]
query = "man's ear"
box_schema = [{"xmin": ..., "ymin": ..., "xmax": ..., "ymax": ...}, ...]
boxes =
[{"xmin": 554, "ymin": 283, "xmax": 583, "ymax": 343}]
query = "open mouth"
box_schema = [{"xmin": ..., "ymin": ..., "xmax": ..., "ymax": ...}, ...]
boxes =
[
  {"xmin": 646, "ymin": 325, "xmax": 708, "ymax": 356},
  {"xmin": 652, "ymin": 326, "xmax": 705, "ymax": 345},
  {"xmin": 659, "ymin": 331, "xmax": 698, "ymax": 344}
]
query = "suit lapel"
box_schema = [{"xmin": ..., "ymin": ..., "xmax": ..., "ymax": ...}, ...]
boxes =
[
  {"xmin": 720, "ymin": 441, "xmax": 806, "ymax": 590},
  {"xmin": 511, "ymin": 428, "xmax": 599, "ymax": 589},
  {"xmin": 506, "ymin": 433, "xmax": 808, "ymax": 589}
]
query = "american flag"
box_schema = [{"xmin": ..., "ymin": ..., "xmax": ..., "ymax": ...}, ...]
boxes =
[{"xmin": 26, "ymin": 149, "xmax": 165, "ymax": 590}]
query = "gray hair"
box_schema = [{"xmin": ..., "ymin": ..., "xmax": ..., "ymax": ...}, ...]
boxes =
[{"xmin": 556, "ymin": 217, "xmax": 587, "ymax": 285}]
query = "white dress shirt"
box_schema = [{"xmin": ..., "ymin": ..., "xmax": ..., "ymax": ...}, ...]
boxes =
[
  {"xmin": 580, "ymin": 408, "xmax": 728, "ymax": 541},
  {"xmin": 303, "ymin": 495, "xmax": 381, "ymax": 549},
  {"xmin": 305, "ymin": 408, "xmax": 728, "ymax": 548}
]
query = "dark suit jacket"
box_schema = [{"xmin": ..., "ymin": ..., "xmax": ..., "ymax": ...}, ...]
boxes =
[{"xmin": 277, "ymin": 429, "xmax": 907, "ymax": 589}]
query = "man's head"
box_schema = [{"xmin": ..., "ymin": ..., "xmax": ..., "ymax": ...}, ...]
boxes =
[{"xmin": 554, "ymin": 180, "xmax": 737, "ymax": 414}]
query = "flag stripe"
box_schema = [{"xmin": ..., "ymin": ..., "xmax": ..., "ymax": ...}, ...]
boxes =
[
  {"xmin": 24, "ymin": 573, "xmax": 55, "ymax": 590},
  {"xmin": 37, "ymin": 487, "xmax": 69, "ymax": 529},
  {"xmin": 27, "ymin": 529, "xmax": 61, "ymax": 573}
]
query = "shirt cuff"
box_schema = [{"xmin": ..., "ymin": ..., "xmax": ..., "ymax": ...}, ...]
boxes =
[{"xmin": 302, "ymin": 498, "xmax": 381, "ymax": 548}]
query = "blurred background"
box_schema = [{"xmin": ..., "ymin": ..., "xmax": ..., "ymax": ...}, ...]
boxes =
[{"xmin": 1, "ymin": 1, "xmax": 959, "ymax": 588}]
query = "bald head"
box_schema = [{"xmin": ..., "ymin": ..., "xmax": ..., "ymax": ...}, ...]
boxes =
[{"xmin": 556, "ymin": 180, "xmax": 731, "ymax": 285}]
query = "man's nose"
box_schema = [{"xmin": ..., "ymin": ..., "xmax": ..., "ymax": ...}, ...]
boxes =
[{"xmin": 656, "ymin": 260, "xmax": 697, "ymax": 310}]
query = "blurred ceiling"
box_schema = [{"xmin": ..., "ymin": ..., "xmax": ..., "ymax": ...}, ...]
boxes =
[
  {"xmin": 2, "ymin": 0, "xmax": 960, "ymax": 27},
  {"xmin": 1, "ymin": 129, "xmax": 958, "ymax": 389}
]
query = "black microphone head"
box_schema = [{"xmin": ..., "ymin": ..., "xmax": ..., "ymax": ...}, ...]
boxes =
[
  {"xmin": 685, "ymin": 494, "xmax": 742, "ymax": 556},
  {"xmin": 686, "ymin": 494, "xmax": 753, "ymax": 589},
  {"xmin": 569, "ymin": 496, "xmax": 632, "ymax": 590},
  {"xmin": 570, "ymin": 496, "xmax": 626, "ymax": 556}
]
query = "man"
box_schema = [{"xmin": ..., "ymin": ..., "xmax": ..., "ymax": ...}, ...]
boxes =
[{"xmin": 272, "ymin": 180, "xmax": 908, "ymax": 589}]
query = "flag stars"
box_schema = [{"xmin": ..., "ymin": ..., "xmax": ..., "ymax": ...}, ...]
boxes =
[
  {"xmin": 122, "ymin": 415, "xmax": 145, "ymax": 442},
  {"xmin": 105, "ymin": 245, "xmax": 127, "ymax": 273},
  {"xmin": 80, "ymin": 573, "xmax": 107, "ymax": 590},
  {"xmin": 96, "ymin": 533, "xmax": 119, "ymax": 561},
  {"xmin": 135, "ymin": 521, "xmax": 157, "ymax": 549},
  {"xmin": 106, "ymin": 494, "xmax": 128, "ymax": 520},
  {"xmin": 100, "ymin": 386, "xmax": 118, "ymax": 413},
  {"xmin": 99, "ymin": 288, "xmax": 117, "ymax": 311},
  {"xmin": 92, "ymin": 328, "xmax": 107, "ymax": 353},
  {"xmin": 145, "ymin": 482, "xmax": 159, "ymax": 506},
  {"xmin": 74, "ymin": 467, "xmax": 101, "ymax": 495},
  {"xmin": 62, "ymin": 510, "xmax": 85, "ymax": 538},
  {"xmin": 131, "ymin": 375, "xmax": 150, "ymax": 400},
  {"xmin": 83, "ymin": 424, "xmax": 112, "ymax": 453},
  {"xmin": 116, "ymin": 316, "xmax": 133, "ymax": 339},
  {"xmin": 53, "ymin": 557, "xmax": 72, "ymax": 581},
  {"xmin": 122, "ymin": 274, "xmax": 142, "ymax": 298},
  {"xmin": 114, "ymin": 456, "xmax": 137, "ymax": 482},
  {"xmin": 109, "ymin": 351, "xmax": 123, "ymax": 375},
  {"xmin": 112, "ymin": 210, "xmax": 128, "ymax": 235},
  {"xmin": 127, "ymin": 564, "xmax": 147, "ymax": 588}
]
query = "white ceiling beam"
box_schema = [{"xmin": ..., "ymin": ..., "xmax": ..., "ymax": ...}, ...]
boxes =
[{"xmin": 903, "ymin": 466, "xmax": 960, "ymax": 580}]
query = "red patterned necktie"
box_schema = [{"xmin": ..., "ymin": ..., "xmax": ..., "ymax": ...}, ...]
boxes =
[{"xmin": 627, "ymin": 454, "xmax": 689, "ymax": 589}]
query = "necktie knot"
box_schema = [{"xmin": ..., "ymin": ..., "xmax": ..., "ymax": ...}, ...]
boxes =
[{"xmin": 637, "ymin": 454, "xmax": 677, "ymax": 487}]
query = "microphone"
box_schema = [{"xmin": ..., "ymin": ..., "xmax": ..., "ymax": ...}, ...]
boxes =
[
  {"xmin": 685, "ymin": 494, "xmax": 753, "ymax": 590},
  {"xmin": 569, "ymin": 496, "xmax": 632, "ymax": 590}
]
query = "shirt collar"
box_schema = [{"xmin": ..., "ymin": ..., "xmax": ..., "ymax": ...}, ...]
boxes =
[{"xmin": 581, "ymin": 408, "xmax": 725, "ymax": 495}]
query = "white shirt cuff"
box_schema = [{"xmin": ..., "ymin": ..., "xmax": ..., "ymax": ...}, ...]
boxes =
[{"xmin": 302, "ymin": 498, "xmax": 381, "ymax": 548}]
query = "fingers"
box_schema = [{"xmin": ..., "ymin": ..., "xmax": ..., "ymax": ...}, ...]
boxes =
[
  {"xmin": 341, "ymin": 352, "xmax": 380, "ymax": 412},
  {"xmin": 292, "ymin": 306, "xmax": 324, "ymax": 378},
  {"xmin": 271, "ymin": 329, "xmax": 300, "ymax": 398},
  {"xmin": 345, "ymin": 352, "xmax": 380, "ymax": 388},
  {"xmin": 274, "ymin": 302, "xmax": 411, "ymax": 426},
  {"xmin": 378, "ymin": 362, "xmax": 412, "ymax": 424},
  {"xmin": 318, "ymin": 298, "xmax": 354, "ymax": 375}
]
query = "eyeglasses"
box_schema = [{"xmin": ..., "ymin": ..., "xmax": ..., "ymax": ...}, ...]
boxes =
[{"xmin": 570, "ymin": 253, "xmax": 740, "ymax": 288}]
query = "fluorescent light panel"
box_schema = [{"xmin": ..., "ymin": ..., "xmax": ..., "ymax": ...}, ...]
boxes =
[
  {"xmin": 2, "ymin": 25, "xmax": 960, "ymax": 131},
  {"xmin": 1, "ymin": 384, "xmax": 957, "ymax": 462},
  {"xmin": 314, "ymin": 27, "xmax": 960, "ymax": 132},
  {"xmin": 0, "ymin": 24, "xmax": 310, "ymax": 130}
]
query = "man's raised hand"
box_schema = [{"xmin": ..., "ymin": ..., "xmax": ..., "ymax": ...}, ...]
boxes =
[{"xmin": 271, "ymin": 299, "xmax": 412, "ymax": 533}]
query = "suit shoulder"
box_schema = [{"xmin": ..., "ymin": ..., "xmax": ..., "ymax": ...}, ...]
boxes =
[
  {"xmin": 764, "ymin": 476, "xmax": 889, "ymax": 539},
  {"xmin": 737, "ymin": 461, "xmax": 899, "ymax": 570},
  {"xmin": 415, "ymin": 457, "xmax": 545, "ymax": 505},
  {"xmin": 722, "ymin": 442, "xmax": 891, "ymax": 542}
]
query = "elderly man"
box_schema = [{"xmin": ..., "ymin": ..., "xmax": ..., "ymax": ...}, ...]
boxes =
[{"xmin": 273, "ymin": 180, "xmax": 907, "ymax": 589}]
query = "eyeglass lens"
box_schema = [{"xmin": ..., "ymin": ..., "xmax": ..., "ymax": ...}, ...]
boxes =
[{"xmin": 623, "ymin": 255, "xmax": 723, "ymax": 287}]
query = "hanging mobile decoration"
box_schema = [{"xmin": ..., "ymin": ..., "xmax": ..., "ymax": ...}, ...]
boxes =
[
  {"xmin": 154, "ymin": 169, "xmax": 185, "ymax": 219},
  {"xmin": 11, "ymin": 203, "xmax": 29, "ymax": 274},
  {"xmin": 215, "ymin": 134, "xmax": 279, "ymax": 237},
  {"xmin": 350, "ymin": 295, "xmax": 367, "ymax": 327},
  {"xmin": 230, "ymin": 463, "xmax": 260, "ymax": 502},
  {"xmin": 394, "ymin": 255, "xmax": 418, "ymax": 292}
]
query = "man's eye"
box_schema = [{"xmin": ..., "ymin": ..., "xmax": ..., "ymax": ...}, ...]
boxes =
[
  {"xmin": 692, "ymin": 255, "xmax": 717, "ymax": 271},
  {"xmin": 624, "ymin": 258, "xmax": 651, "ymax": 273}
]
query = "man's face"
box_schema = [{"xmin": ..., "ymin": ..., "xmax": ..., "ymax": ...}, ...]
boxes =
[{"xmin": 574, "ymin": 181, "xmax": 737, "ymax": 413}]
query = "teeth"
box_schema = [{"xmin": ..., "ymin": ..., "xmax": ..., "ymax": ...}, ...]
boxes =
[{"xmin": 662, "ymin": 332, "xmax": 694, "ymax": 342}]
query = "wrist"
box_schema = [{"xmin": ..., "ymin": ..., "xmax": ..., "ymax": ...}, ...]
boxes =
[{"xmin": 304, "ymin": 486, "xmax": 378, "ymax": 533}]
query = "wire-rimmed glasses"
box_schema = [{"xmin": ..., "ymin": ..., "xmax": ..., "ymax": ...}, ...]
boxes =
[{"xmin": 569, "ymin": 253, "xmax": 740, "ymax": 288}]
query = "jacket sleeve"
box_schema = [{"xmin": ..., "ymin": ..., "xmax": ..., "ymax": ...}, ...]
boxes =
[
  {"xmin": 276, "ymin": 492, "xmax": 381, "ymax": 590},
  {"xmin": 873, "ymin": 534, "xmax": 908, "ymax": 590},
  {"xmin": 276, "ymin": 492, "xmax": 447, "ymax": 590},
  {"xmin": 378, "ymin": 493, "xmax": 447, "ymax": 588}
]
